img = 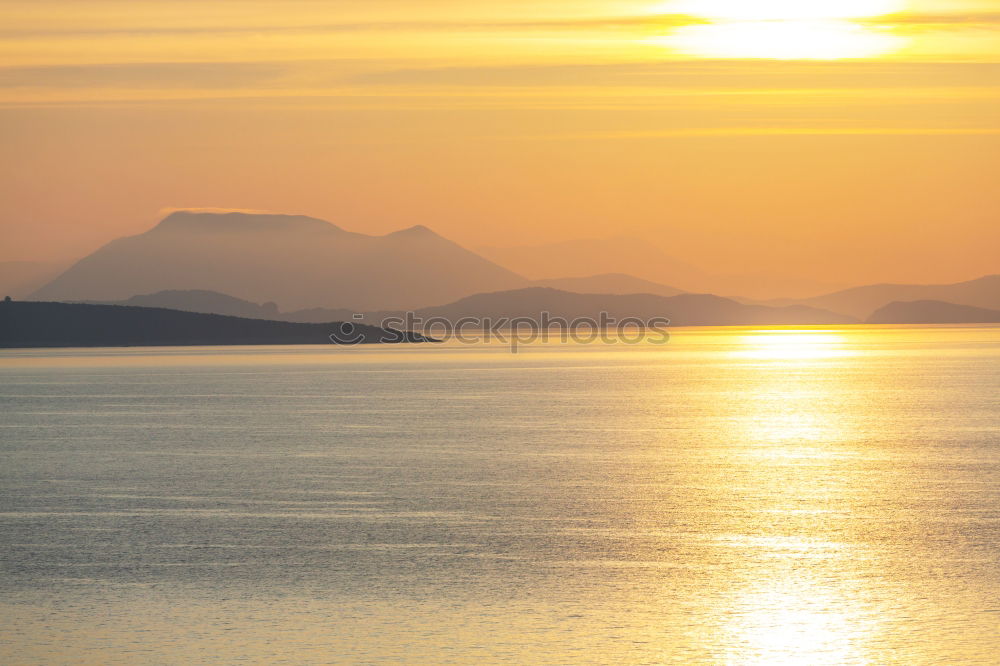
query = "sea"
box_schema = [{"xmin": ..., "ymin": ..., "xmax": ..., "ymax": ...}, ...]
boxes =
[{"xmin": 1, "ymin": 326, "xmax": 999, "ymax": 664}]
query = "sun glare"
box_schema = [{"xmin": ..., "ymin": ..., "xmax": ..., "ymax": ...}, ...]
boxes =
[
  {"xmin": 656, "ymin": 0, "xmax": 906, "ymax": 59},
  {"xmin": 722, "ymin": 586, "xmax": 870, "ymax": 665},
  {"xmin": 734, "ymin": 331, "xmax": 850, "ymax": 361},
  {"xmin": 665, "ymin": 21, "xmax": 901, "ymax": 60}
]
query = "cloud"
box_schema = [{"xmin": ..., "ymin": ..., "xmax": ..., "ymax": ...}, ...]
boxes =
[
  {"xmin": 4, "ymin": 59, "xmax": 1000, "ymax": 108},
  {"xmin": 0, "ymin": 62, "xmax": 296, "ymax": 89},
  {"xmin": 352, "ymin": 61, "xmax": 1000, "ymax": 90},
  {"xmin": 4, "ymin": 11, "xmax": 991, "ymax": 40},
  {"xmin": 536, "ymin": 127, "xmax": 1000, "ymax": 140},
  {"xmin": 0, "ymin": 15, "xmax": 704, "ymax": 39},
  {"xmin": 865, "ymin": 11, "xmax": 1000, "ymax": 26}
]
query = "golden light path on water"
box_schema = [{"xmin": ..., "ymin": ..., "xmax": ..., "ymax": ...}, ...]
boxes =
[
  {"xmin": 655, "ymin": 0, "xmax": 907, "ymax": 59},
  {"xmin": 708, "ymin": 329, "xmax": 872, "ymax": 663}
]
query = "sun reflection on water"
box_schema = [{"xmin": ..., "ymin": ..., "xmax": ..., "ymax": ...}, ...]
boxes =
[
  {"xmin": 733, "ymin": 330, "xmax": 851, "ymax": 361},
  {"xmin": 720, "ymin": 583, "xmax": 873, "ymax": 664},
  {"xmin": 726, "ymin": 331, "xmax": 860, "ymax": 450},
  {"xmin": 695, "ymin": 327, "xmax": 879, "ymax": 662}
]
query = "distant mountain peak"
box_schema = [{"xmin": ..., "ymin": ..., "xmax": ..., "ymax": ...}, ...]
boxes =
[
  {"xmin": 386, "ymin": 224, "xmax": 441, "ymax": 239},
  {"xmin": 152, "ymin": 210, "xmax": 343, "ymax": 234},
  {"xmin": 32, "ymin": 210, "xmax": 527, "ymax": 310}
]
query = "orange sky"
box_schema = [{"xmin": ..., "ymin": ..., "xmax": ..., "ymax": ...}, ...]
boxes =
[{"xmin": 1, "ymin": 0, "xmax": 999, "ymax": 287}]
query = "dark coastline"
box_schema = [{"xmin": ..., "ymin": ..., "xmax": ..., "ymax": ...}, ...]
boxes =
[{"xmin": 0, "ymin": 301, "xmax": 429, "ymax": 348}]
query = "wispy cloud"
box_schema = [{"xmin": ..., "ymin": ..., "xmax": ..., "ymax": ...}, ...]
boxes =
[
  {"xmin": 0, "ymin": 15, "xmax": 703, "ymax": 40},
  {"xmin": 865, "ymin": 11, "xmax": 1000, "ymax": 26},
  {"xmin": 0, "ymin": 62, "xmax": 297, "ymax": 89},
  {"xmin": 536, "ymin": 127, "xmax": 1000, "ymax": 140},
  {"xmin": 3, "ymin": 60, "xmax": 1000, "ymax": 99},
  {"xmin": 353, "ymin": 61, "xmax": 1000, "ymax": 90},
  {"xmin": 3, "ymin": 11, "xmax": 998, "ymax": 40}
]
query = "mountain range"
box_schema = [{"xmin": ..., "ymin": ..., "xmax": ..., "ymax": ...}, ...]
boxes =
[
  {"xmin": 867, "ymin": 300, "xmax": 1000, "ymax": 325},
  {"xmin": 477, "ymin": 237, "xmax": 845, "ymax": 300},
  {"xmin": 766, "ymin": 275, "xmax": 1000, "ymax": 320},
  {"xmin": 96, "ymin": 289, "xmax": 286, "ymax": 320},
  {"xmin": 20, "ymin": 210, "xmax": 1000, "ymax": 327},
  {"xmin": 94, "ymin": 286, "xmax": 856, "ymax": 327},
  {"xmin": 531, "ymin": 273, "xmax": 684, "ymax": 298},
  {"xmin": 388, "ymin": 288, "xmax": 856, "ymax": 327},
  {"xmin": 32, "ymin": 211, "xmax": 527, "ymax": 311},
  {"xmin": 477, "ymin": 237, "xmax": 707, "ymax": 293}
]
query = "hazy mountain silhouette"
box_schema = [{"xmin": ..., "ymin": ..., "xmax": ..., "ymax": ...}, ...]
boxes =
[
  {"xmin": 478, "ymin": 237, "xmax": 707, "ymax": 291},
  {"xmin": 32, "ymin": 211, "xmax": 528, "ymax": 311},
  {"xmin": 392, "ymin": 287, "xmax": 855, "ymax": 326},
  {"xmin": 772, "ymin": 275, "xmax": 1000, "ymax": 319},
  {"xmin": 0, "ymin": 301, "xmax": 428, "ymax": 348},
  {"xmin": 0, "ymin": 260, "xmax": 71, "ymax": 299},
  {"xmin": 283, "ymin": 306, "xmax": 357, "ymax": 323},
  {"xmin": 95, "ymin": 289, "xmax": 281, "ymax": 319},
  {"xmin": 91, "ymin": 289, "xmax": 357, "ymax": 323},
  {"xmin": 478, "ymin": 237, "xmax": 845, "ymax": 300},
  {"xmin": 706, "ymin": 274, "xmax": 847, "ymax": 301},
  {"xmin": 867, "ymin": 300, "xmax": 1000, "ymax": 325},
  {"xmin": 76, "ymin": 285, "xmax": 852, "ymax": 327},
  {"xmin": 531, "ymin": 273, "xmax": 684, "ymax": 298}
]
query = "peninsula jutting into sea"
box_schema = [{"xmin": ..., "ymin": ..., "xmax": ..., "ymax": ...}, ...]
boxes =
[{"xmin": 0, "ymin": 300, "xmax": 430, "ymax": 348}]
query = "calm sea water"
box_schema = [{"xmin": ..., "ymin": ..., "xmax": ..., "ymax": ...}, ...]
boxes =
[{"xmin": 1, "ymin": 327, "xmax": 999, "ymax": 664}]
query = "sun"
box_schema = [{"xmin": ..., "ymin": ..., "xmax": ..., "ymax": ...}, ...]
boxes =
[
  {"xmin": 655, "ymin": 0, "xmax": 906, "ymax": 59},
  {"xmin": 664, "ymin": 20, "xmax": 902, "ymax": 59}
]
